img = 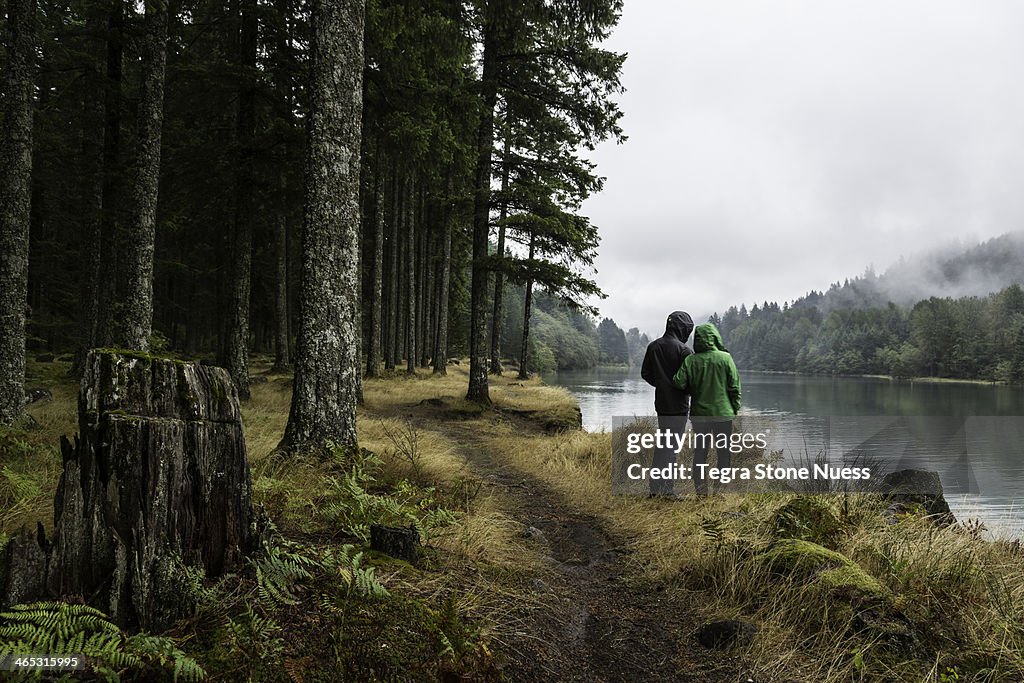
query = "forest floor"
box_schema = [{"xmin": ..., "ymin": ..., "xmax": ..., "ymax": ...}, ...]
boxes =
[{"xmin": 4, "ymin": 358, "xmax": 1024, "ymax": 682}]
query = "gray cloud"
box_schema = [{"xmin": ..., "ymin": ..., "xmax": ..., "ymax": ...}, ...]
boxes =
[{"xmin": 583, "ymin": 0, "xmax": 1024, "ymax": 337}]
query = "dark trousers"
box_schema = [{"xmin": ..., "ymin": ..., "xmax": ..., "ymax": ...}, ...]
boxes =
[
  {"xmin": 651, "ymin": 414, "xmax": 687, "ymax": 495},
  {"xmin": 692, "ymin": 419, "xmax": 733, "ymax": 495}
]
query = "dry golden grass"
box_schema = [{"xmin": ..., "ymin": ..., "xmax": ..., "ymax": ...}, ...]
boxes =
[
  {"xmin": 244, "ymin": 361, "xmax": 543, "ymax": 574},
  {"xmin": 351, "ymin": 365, "xmax": 1021, "ymax": 681}
]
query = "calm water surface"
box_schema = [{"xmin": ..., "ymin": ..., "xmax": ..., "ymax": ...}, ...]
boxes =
[{"xmin": 547, "ymin": 367, "xmax": 1024, "ymax": 538}]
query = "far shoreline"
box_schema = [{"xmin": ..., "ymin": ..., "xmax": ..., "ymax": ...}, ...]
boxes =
[
  {"xmin": 742, "ymin": 368, "xmax": 1007, "ymax": 387},
  {"xmin": 547, "ymin": 364, "xmax": 1012, "ymax": 387}
]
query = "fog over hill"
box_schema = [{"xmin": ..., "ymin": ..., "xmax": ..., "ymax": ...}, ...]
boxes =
[
  {"xmin": 903, "ymin": 233, "xmax": 1024, "ymax": 297},
  {"xmin": 698, "ymin": 232, "xmax": 1024, "ymax": 381},
  {"xmin": 718, "ymin": 232, "xmax": 1024, "ymax": 320}
]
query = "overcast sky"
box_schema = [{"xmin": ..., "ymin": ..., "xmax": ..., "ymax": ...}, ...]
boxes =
[{"xmin": 582, "ymin": 0, "xmax": 1024, "ymax": 337}]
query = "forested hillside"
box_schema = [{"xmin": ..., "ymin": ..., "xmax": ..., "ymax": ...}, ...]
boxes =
[
  {"xmin": 712, "ymin": 234, "xmax": 1024, "ymax": 381},
  {"xmin": 491, "ymin": 285, "xmax": 634, "ymax": 373}
]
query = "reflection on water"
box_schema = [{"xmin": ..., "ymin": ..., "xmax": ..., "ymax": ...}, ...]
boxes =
[{"xmin": 547, "ymin": 366, "xmax": 1024, "ymax": 538}]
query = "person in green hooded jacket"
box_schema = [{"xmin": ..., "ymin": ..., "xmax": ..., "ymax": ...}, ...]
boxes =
[{"xmin": 672, "ymin": 323, "xmax": 741, "ymax": 495}]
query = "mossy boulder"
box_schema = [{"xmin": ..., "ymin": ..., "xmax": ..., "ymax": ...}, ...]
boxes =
[
  {"xmin": 758, "ymin": 539, "xmax": 886, "ymax": 603},
  {"xmin": 771, "ymin": 496, "xmax": 843, "ymax": 546},
  {"xmin": 759, "ymin": 538, "xmax": 848, "ymax": 575},
  {"xmin": 818, "ymin": 565, "xmax": 885, "ymax": 601}
]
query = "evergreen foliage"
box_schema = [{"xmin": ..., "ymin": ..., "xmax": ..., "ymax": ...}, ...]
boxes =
[
  {"xmin": 716, "ymin": 282, "xmax": 1024, "ymax": 381},
  {"xmin": 7, "ymin": 0, "xmax": 627, "ymax": 399}
]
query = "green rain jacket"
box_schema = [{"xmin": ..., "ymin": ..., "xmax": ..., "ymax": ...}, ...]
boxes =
[{"xmin": 672, "ymin": 323, "xmax": 742, "ymax": 418}]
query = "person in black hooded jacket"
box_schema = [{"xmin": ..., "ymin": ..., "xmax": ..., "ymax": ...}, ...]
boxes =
[{"xmin": 640, "ymin": 311, "xmax": 694, "ymax": 497}]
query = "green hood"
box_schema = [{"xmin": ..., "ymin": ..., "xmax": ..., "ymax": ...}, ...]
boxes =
[
  {"xmin": 693, "ymin": 323, "xmax": 727, "ymax": 353},
  {"xmin": 672, "ymin": 322, "xmax": 741, "ymax": 417}
]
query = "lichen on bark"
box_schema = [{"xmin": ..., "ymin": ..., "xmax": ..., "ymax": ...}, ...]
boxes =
[
  {"xmin": 120, "ymin": 0, "xmax": 168, "ymax": 352},
  {"xmin": 280, "ymin": 0, "xmax": 365, "ymax": 454},
  {"xmin": 0, "ymin": 0, "xmax": 36, "ymax": 424}
]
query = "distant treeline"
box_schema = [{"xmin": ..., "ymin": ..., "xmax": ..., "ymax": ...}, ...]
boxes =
[
  {"xmin": 493, "ymin": 284, "xmax": 643, "ymax": 372},
  {"xmin": 713, "ymin": 284, "xmax": 1024, "ymax": 382}
]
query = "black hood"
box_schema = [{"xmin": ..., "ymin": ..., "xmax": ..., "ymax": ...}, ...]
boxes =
[{"xmin": 665, "ymin": 311, "xmax": 694, "ymax": 343}]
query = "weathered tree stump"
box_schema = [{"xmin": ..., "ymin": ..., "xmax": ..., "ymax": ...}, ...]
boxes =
[
  {"xmin": 370, "ymin": 524, "xmax": 420, "ymax": 562},
  {"xmin": 2, "ymin": 350, "xmax": 257, "ymax": 630}
]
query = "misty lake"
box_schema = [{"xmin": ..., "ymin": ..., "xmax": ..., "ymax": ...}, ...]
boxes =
[{"xmin": 546, "ymin": 367, "xmax": 1024, "ymax": 539}]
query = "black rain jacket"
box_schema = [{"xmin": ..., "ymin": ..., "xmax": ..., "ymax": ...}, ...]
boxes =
[{"xmin": 641, "ymin": 311, "xmax": 695, "ymax": 415}]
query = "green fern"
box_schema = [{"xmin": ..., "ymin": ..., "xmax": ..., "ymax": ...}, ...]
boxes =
[
  {"xmin": 316, "ymin": 450, "xmax": 457, "ymax": 544},
  {"xmin": 321, "ymin": 545, "xmax": 389, "ymax": 600},
  {"xmin": 175, "ymin": 558, "xmax": 221, "ymax": 608},
  {"xmin": 0, "ymin": 601, "xmax": 204, "ymax": 681},
  {"xmin": 226, "ymin": 606, "xmax": 282, "ymax": 650},
  {"xmin": 253, "ymin": 538, "xmax": 318, "ymax": 607},
  {"xmin": 124, "ymin": 633, "xmax": 206, "ymax": 682},
  {"xmin": 224, "ymin": 606, "xmax": 284, "ymax": 669},
  {"xmin": 700, "ymin": 516, "xmax": 726, "ymax": 552},
  {"xmin": 0, "ymin": 466, "xmax": 41, "ymax": 503},
  {"xmin": 432, "ymin": 595, "xmax": 487, "ymax": 663}
]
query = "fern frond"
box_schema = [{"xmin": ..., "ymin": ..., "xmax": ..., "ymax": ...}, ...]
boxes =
[
  {"xmin": 0, "ymin": 601, "xmax": 204, "ymax": 680},
  {"xmin": 321, "ymin": 544, "xmax": 389, "ymax": 600},
  {"xmin": 253, "ymin": 539, "xmax": 318, "ymax": 607}
]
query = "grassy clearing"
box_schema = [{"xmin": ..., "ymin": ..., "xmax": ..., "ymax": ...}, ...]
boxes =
[
  {"xmin": 0, "ymin": 360, "xmax": 76, "ymax": 536},
  {"xmin": 4, "ymin": 358, "xmax": 1024, "ymax": 681}
]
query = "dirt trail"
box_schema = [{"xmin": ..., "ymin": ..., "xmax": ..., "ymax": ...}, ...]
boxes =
[{"xmin": 403, "ymin": 410, "xmax": 747, "ymax": 683}]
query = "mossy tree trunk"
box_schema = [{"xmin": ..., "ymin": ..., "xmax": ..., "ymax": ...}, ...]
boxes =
[
  {"xmin": 272, "ymin": 152, "xmax": 291, "ymax": 372},
  {"xmin": 406, "ymin": 174, "xmax": 416, "ymax": 375},
  {"xmin": 519, "ymin": 234, "xmax": 535, "ymax": 380},
  {"xmin": 280, "ymin": 0, "xmax": 364, "ymax": 453},
  {"xmin": 418, "ymin": 188, "xmax": 432, "ymax": 368},
  {"xmin": 271, "ymin": 0, "xmax": 293, "ymax": 373},
  {"xmin": 0, "ymin": 0, "xmax": 36, "ymax": 425},
  {"xmin": 385, "ymin": 168, "xmax": 399, "ymax": 370},
  {"xmin": 121, "ymin": 0, "xmax": 168, "ymax": 351},
  {"xmin": 467, "ymin": 20, "xmax": 499, "ymax": 404},
  {"xmin": 96, "ymin": 2, "xmax": 124, "ymax": 351},
  {"xmin": 75, "ymin": 2, "xmax": 111, "ymax": 373},
  {"xmin": 489, "ymin": 134, "xmax": 511, "ymax": 375},
  {"xmin": 433, "ymin": 178, "xmax": 452, "ymax": 376}
]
